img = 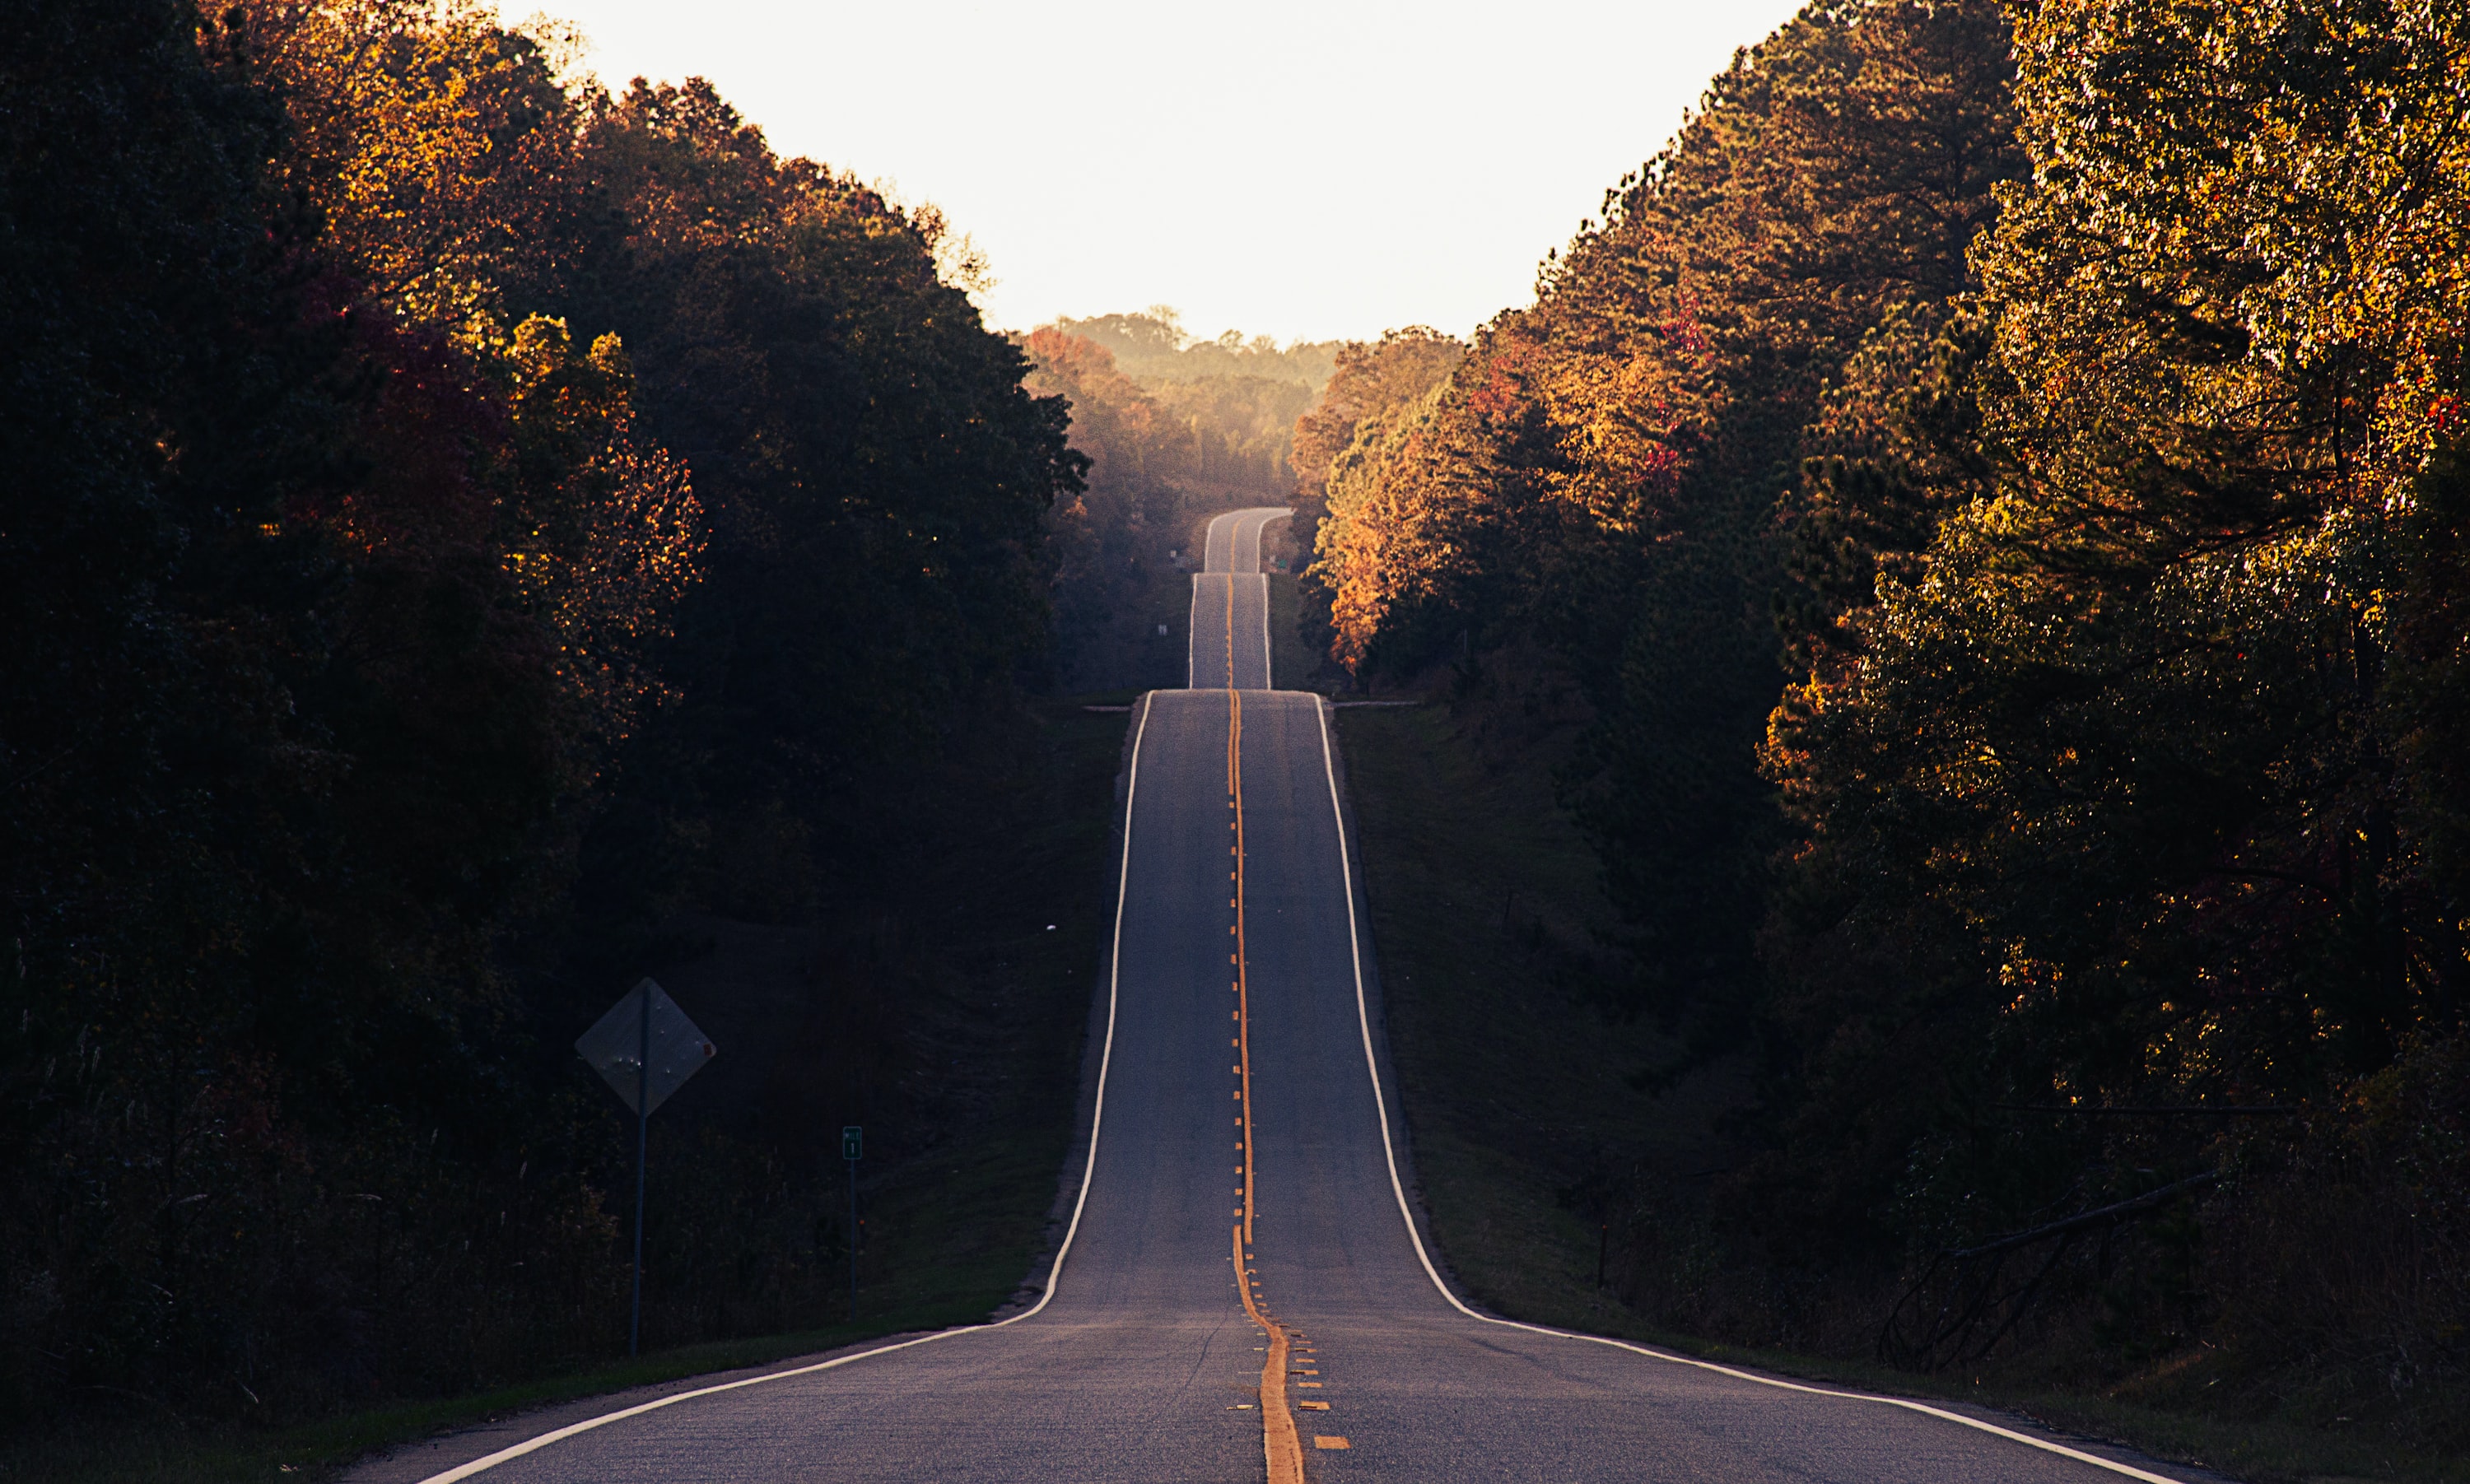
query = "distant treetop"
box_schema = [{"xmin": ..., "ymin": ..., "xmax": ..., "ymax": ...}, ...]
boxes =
[{"xmin": 1048, "ymin": 307, "xmax": 1340, "ymax": 391}]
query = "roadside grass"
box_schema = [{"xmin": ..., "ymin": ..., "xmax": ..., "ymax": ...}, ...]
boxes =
[
  {"xmin": 1266, "ymin": 574, "xmax": 1326, "ymax": 694},
  {"xmin": 1331, "ymin": 700, "xmax": 1742, "ymax": 1324},
  {"xmin": 1335, "ymin": 699, "xmax": 2470, "ymax": 1484},
  {"xmin": 0, "ymin": 1320, "xmax": 927, "ymax": 1484},
  {"xmin": 6, "ymin": 696, "xmax": 1135, "ymax": 1484}
]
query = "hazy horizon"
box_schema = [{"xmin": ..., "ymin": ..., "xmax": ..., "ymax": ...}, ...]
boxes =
[{"xmin": 524, "ymin": 0, "xmax": 1810, "ymax": 347}]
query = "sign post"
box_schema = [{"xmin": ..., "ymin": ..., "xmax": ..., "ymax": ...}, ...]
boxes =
[
  {"xmin": 842, "ymin": 1124, "xmax": 863, "ymax": 1322},
  {"xmin": 576, "ymin": 978, "xmax": 717, "ymax": 1356}
]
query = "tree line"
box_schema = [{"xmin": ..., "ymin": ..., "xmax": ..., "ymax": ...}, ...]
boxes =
[
  {"xmin": 1030, "ymin": 310, "xmax": 1330, "ymax": 689},
  {"xmin": 1295, "ymin": 0, "xmax": 2468, "ymax": 1441},
  {"xmin": 2, "ymin": 0, "xmax": 1079, "ymax": 1427}
]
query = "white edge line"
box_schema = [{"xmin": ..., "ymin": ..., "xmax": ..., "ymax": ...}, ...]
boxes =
[
  {"xmin": 1306, "ymin": 698, "xmax": 2188, "ymax": 1484},
  {"xmin": 1207, "ymin": 508, "xmax": 1244, "ymax": 575},
  {"xmin": 1255, "ymin": 510, "xmax": 1289, "ymax": 691},
  {"xmin": 1186, "ymin": 575, "xmax": 1201, "ymax": 690},
  {"xmin": 1200, "ymin": 509, "xmax": 1267, "ymax": 691},
  {"xmin": 414, "ymin": 696, "xmax": 1158, "ymax": 1484},
  {"xmin": 1196, "ymin": 511, "xmax": 1233, "ymax": 689},
  {"xmin": 1255, "ymin": 573, "xmax": 1271, "ymax": 691}
]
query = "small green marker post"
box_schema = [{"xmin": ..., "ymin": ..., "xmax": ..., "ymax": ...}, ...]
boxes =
[{"xmin": 841, "ymin": 1125, "xmax": 862, "ymax": 1322}]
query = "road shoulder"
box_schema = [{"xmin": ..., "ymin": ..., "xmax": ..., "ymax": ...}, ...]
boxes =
[{"xmin": 336, "ymin": 1330, "xmax": 951, "ymax": 1484}]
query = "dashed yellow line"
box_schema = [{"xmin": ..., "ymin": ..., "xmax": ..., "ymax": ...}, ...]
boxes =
[
  {"xmin": 1233, "ymin": 1225, "xmax": 1302, "ymax": 1483},
  {"xmin": 1225, "ymin": 682, "xmax": 1305, "ymax": 1483}
]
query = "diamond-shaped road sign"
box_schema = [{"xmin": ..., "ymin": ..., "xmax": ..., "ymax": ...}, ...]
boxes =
[{"xmin": 576, "ymin": 978, "xmax": 716, "ymax": 1116}]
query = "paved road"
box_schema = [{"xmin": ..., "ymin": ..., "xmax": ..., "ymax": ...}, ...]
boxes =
[
  {"xmin": 397, "ymin": 509, "xmax": 2201, "ymax": 1483},
  {"xmin": 1190, "ymin": 507, "xmax": 1286, "ymax": 690}
]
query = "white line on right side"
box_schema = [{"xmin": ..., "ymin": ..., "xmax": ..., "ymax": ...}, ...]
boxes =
[
  {"xmin": 1307, "ymin": 697, "xmax": 2189, "ymax": 1484},
  {"xmin": 1256, "ymin": 575, "xmax": 1272, "ymax": 691},
  {"xmin": 1253, "ymin": 510, "xmax": 1288, "ymax": 691},
  {"xmin": 1186, "ymin": 577, "xmax": 1202, "ymax": 689}
]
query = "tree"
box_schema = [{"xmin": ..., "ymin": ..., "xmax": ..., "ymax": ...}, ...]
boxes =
[
  {"xmin": 1298, "ymin": 2, "xmax": 2019, "ymax": 1026},
  {"xmin": 1, "ymin": 4, "xmax": 1074, "ymax": 1420},
  {"xmin": 1754, "ymin": 0, "xmax": 2470, "ymax": 1268},
  {"xmin": 562, "ymin": 77, "xmax": 1077, "ymax": 923}
]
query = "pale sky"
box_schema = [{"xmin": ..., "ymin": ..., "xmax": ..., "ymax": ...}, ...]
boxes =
[{"xmin": 531, "ymin": 0, "xmax": 1810, "ymax": 346}]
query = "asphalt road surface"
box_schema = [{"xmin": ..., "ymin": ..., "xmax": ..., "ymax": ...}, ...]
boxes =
[
  {"xmin": 394, "ymin": 509, "xmax": 2202, "ymax": 1483},
  {"xmin": 1190, "ymin": 507, "xmax": 1286, "ymax": 689}
]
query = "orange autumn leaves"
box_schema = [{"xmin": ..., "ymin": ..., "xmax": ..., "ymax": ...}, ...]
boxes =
[{"xmin": 228, "ymin": 0, "xmax": 706, "ymax": 750}]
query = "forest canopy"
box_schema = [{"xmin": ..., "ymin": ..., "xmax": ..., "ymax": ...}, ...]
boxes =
[
  {"xmin": 1293, "ymin": 0, "xmax": 2470, "ymax": 1444},
  {"xmin": 1028, "ymin": 309, "xmax": 1332, "ymax": 689},
  {"xmin": 1, "ymin": 0, "xmax": 1078, "ymax": 1424},
  {"xmin": 1051, "ymin": 307, "xmax": 1339, "ymax": 390},
  {"xmin": 13, "ymin": 0, "xmax": 2470, "ymax": 1459}
]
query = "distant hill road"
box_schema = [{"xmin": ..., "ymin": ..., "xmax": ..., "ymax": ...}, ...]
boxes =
[
  {"xmin": 1189, "ymin": 506, "xmax": 1285, "ymax": 690},
  {"xmin": 376, "ymin": 509, "xmax": 2217, "ymax": 1484}
]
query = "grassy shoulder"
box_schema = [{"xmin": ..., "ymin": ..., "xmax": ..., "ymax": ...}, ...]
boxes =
[
  {"xmin": 1335, "ymin": 699, "xmax": 2470, "ymax": 1484},
  {"xmin": 7, "ymin": 695, "xmax": 1135, "ymax": 1484},
  {"xmin": 1267, "ymin": 574, "xmax": 1326, "ymax": 694},
  {"xmin": 1333, "ymin": 700, "xmax": 1740, "ymax": 1326},
  {"xmin": 18, "ymin": 1321, "xmax": 927, "ymax": 1484}
]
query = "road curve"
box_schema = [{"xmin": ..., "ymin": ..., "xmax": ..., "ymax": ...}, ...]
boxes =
[{"xmin": 382, "ymin": 509, "xmax": 2208, "ymax": 1483}]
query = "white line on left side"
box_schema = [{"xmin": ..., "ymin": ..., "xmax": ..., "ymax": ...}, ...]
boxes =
[{"xmin": 414, "ymin": 695, "xmax": 1160, "ymax": 1484}]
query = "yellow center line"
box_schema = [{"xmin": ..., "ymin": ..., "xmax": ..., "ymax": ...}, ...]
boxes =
[
  {"xmin": 1223, "ymin": 565, "xmax": 1237, "ymax": 687},
  {"xmin": 1225, "ymin": 678, "xmax": 1303, "ymax": 1483},
  {"xmin": 1221, "ymin": 541, "xmax": 1307, "ymax": 1479},
  {"xmin": 1233, "ymin": 1226, "xmax": 1301, "ymax": 1483}
]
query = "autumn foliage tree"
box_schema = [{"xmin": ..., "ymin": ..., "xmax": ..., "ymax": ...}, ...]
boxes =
[
  {"xmin": 1027, "ymin": 314, "xmax": 1327, "ymax": 689},
  {"xmin": 1292, "ymin": 328, "xmax": 1465, "ymax": 673},
  {"xmin": 1024, "ymin": 328, "xmax": 1169, "ymax": 688},
  {"xmin": 1304, "ymin": 0, "xmax": 2470, "ymax": 1440},
  {"xmin": 1753, "ymin": 0, "xmax": 2470, "ymax": 1426},
  {"xmin": 1305, "ymin": 0, "xmax": 2017, "ymax": 1008},
  {"xmin": 559, "ymin": 77, "xmax": 1074, "ymax": 927},
  {"xmin": 0, "ymin": 0, "xmax": 1074, "ymax": 1426}
]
